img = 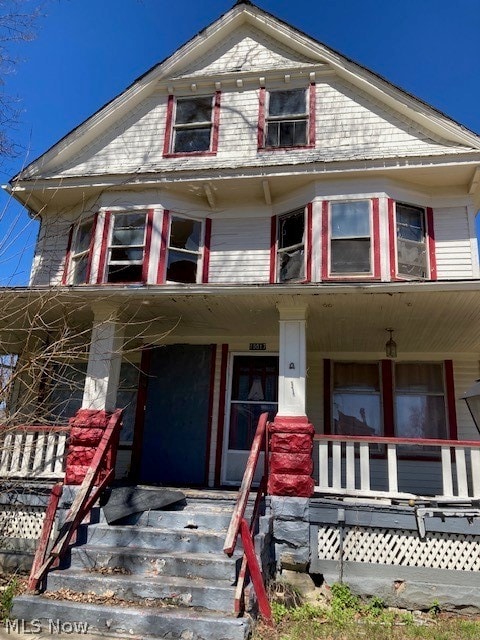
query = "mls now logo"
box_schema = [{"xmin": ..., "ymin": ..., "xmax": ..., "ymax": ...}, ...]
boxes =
[{"xmin": 4, "ymin": 619, "xmax": 89, "ymax": 634}]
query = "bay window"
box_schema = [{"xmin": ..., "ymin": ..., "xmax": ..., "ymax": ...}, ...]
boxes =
[
  {"xmin": 330, "ymin": 200, "xmax": 371, "ymax": 275},
  {"xmin": 166, "ymin": 215, "xmax": 202, "ymax": 284},
  {"xmin": 395, "ymin": 203, "xmax": 428, "ymax": 279},
  {"xmin": 70, "ymin": 218, "xmax": 94, "ymax": 284}
]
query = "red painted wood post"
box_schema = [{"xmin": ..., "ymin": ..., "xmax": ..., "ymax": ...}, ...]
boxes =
[
  {"xmin": 28, "ymin": 482, "xmax": 63, "ymax": 592},
  {"xmin": 240, "ymin": 518, "xmax": 273, "ymax": 625}
]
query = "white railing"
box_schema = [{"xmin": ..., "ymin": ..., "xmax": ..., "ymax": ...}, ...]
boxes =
[
  {"xmin": 314, "ymin": 434, "xmax": 480, "ymax": 501},
  {"xmin": 0, "ymin": 426, "xmax": 69, "ymax": 480}
]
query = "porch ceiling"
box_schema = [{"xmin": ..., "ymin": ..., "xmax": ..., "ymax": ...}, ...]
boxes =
[{"xmin": 2, "ymin": 283, "xmax": 480, "ymax": 356}]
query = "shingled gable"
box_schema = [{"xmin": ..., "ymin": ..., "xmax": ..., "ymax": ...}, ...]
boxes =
[{"xmin": 9, "ymin": 1, "xmax": 480, "ymax": 201}]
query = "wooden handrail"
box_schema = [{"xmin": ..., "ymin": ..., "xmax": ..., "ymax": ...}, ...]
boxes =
[
  {"xmin": 28, "ymin": 409, "xmax": 122, "ymax": 592},
  {"xmin": 223, "ymin": 412, "xmax": 272, "ymax": 625},
  {"xmin": 314, "ymin": 433, "xmax": 480, "ymax": 448}
]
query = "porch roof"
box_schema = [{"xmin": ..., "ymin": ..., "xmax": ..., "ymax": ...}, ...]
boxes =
[{"xmin": 1, "ymin": 281, "xmax": 480, "ymax": 356}]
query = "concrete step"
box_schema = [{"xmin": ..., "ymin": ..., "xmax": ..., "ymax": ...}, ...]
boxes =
[
  {"xmin": 98, "ymin": 507, "xmax": 237, "ymax": 531},
  {"xmin": 11, "ymin": 595, "xmax": 252, "ymax": 640},
  {"xmin": 83, "ymin": 524, "xmax": 231, "ymax": 554},
  {"xmin": 47, "ymin": 569, "xmax": 236, "ymax": 612},
  {"xmin": 70, "ymin": 545, "xmax": 241, "ymax": 581}
]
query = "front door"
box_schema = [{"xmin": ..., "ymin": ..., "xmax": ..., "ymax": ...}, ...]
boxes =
[
  {"xmin": 222, "ymin": 354, "xmax": 278, "ymax": 484},
  {"xmin": 139, "ymin": 344, "xmax": 213, "ymax": 486}
]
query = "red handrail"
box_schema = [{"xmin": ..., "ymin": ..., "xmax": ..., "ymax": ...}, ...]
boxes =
[
  {"xmin": 28, "ymin": 409, "xmax": 122, "ymax": 592},
  {"xmin": 223, "ymin": 412, "xmax": 273, "ymax": 625}
]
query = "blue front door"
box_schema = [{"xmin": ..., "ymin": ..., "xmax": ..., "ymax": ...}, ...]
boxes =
[{"xmin": 139, "ymin": 344, "xmax": 213, "ymax": 486}]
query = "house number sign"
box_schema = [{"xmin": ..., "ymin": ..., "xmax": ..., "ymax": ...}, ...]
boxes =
[{"xmin": 249, "ymin": 343, "xmax": 266, "ymax": 351}]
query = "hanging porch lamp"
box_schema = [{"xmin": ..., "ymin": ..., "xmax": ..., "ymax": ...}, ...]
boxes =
[
  {"xmin": 385, "ymin": 329, "xmax": 397, "ymax": 359},
  {"xmin": 463, "ymin": 380, "xmax": 480, "ymax": 435}
]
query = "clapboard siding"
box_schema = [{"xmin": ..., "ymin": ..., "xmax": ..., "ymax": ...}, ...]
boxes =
[
  {"xmin": 434, "ymin": 206, "xmax": 474, "ymax": 279},
  {"xmin": 453, "ymin": 359, "xmax": 480, "ymax": 441},
  {"xmin": 208, "ymin": 217, "xmax": 271, "ymax": 283}
]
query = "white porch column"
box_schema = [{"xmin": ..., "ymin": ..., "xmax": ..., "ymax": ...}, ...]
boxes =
[
  {"xmin": 82, "ymin": 303, "xmax": 125, "ymax": 411},
  {"xmin": 277, "ymin": 304, "xmax": 308, "ymax": 417}
]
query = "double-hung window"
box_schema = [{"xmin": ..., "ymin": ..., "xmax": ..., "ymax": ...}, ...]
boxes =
[
  {"xmin": 70, "ymin": 219, "xmax": 94, "ymax": 284},
  {"xmin": 330, "ymin": 201, "xmax": 371, "ymax": 275},
  {"xmin": 172, "ymin": 96, "xmax": 214, "ymax": 154},
  {"xmin": 396, "ymin": 203, "xmax": 427, "ymax": 278},
  {"xmin": 107, "ymin": 212, "xmax": 147, "ymax": 284},
  {"xmin": 166, "ymin": 215, "xmax": 202, "ymax": 283},
  {"xmin": 332, "ymin": 362, "xmax": 382, "ymax": 436},
  {"xmin": 265, "ymin": 88, "xmax": 308, "ymax": 148},
  {"xmin": 277, "ymin": 208, "xmax": 305, "ymax": 283}
]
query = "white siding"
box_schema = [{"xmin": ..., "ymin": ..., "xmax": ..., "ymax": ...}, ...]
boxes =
[
  {"xmin": 453, "ymin": 358, "xmax": 480, "ymax": 441},
  {"xmin": 434, "ymin": 206, "xmax": 475, "ymax": 279},
  {"xmin": 30, "ymin": 215, "xmax": 74, "ymax": 286},
  {"xmin": 209, "ymin": 217, "xmax": 271, "ymax": 283}
]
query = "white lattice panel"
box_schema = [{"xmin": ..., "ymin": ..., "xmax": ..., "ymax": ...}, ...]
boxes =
[
  {"xmin": 317, "ymin": 526, "xmax": 480, "ymax": 571},
  {"xmin": 0, "ymin": 505, "xmax": 45, "ymax": 539}
]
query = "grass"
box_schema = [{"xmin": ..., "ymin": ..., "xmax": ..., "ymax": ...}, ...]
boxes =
[
  {"xmin": 0, "ymin": 576, "xmax": 22, "ymax": 621},
  {"xmin": 253, "ymin": 582, "xmax": 480, "ymax": 640}
]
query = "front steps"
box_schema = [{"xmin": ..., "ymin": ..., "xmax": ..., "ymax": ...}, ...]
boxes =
[{"xmin": 12, "ymin": 489, "xmax": 269, "ymax": 640}]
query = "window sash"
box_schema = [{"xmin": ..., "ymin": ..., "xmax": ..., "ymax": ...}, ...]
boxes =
[
  {"xmin": 277, "ymin": 209, "xmax": 305, "ymax": 282},
  {"xmin": 265, "ymin": 89, "xmax": 308, "ymax": 148},
  {"xmin": 70, "ymin": 219, "xmax": 94, "ymax": 284},
  {"xmin": 395, "ymin": 203, "xmax": 428, "ymax": 279},
  {"xmin": 165, "ymin": 215, "xmax": 203, "ymax": 284},
  {"xmin": 173, "ymin": 96, "xmax": 214, "ymax": 153},
  {"xmin": 329, "ymin": 201, "xmax": 372, "ymax": 275},
  {"xmin": 107, "ymin": 212, "xmax": 147, "ymax": 283}
]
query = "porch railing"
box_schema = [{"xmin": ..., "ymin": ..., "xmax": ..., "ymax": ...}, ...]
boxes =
[
  {"xmin": 0, "ymin": 425, "xmax": 69, "ymax": 480},
  {"xmin": 28, "ymin": 409, "xmax": 122, "ymax": 592},
  {"xmin": 314, "ymin": 434, "xmax": 480, "ymax": 501},
  {"xmin": 224, "ymin": 412, "xmax": 272, "ymax": 625}
]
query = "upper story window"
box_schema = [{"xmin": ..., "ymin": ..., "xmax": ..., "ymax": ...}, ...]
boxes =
[
  {"xmin": 396, "ymin": 203, "xmax": 427, "ymax": 279},
  {"xmin": 164, "ymin": 93, "xmax": 221, "ymax": 157},
  {"xmin": 277, "ymin": 208, "xmax": 305, "ymax": 283},
  {"xmin": 259, "ymin": 85, "xmax": 315, "ymax": 150},
  {"xmin": 106, "ymin": 211, "xmax": 148, "ymax": 284},
  {"xmin": 70, "ymin": 218, "xmax": 94, "ymax": 284},
  {"xmin": 328, "ymin": 200, "xmax": 373, "ymax": 276},
  {"xmin": 166, "ymin": 215, "xmax": 203, "ymax": 283}
]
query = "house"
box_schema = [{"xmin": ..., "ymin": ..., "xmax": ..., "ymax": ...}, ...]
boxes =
[{"xmin": 3, "ymin": 0, "xmax": 480, "ymax": 629}]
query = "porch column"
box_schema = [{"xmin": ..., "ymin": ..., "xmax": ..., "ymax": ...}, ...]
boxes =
[
  {"xmin": 268, "ymin": 305, "xmax": 315, "ymax": 498},
  {"xmin": 65, "ymin": 303, "xmax": 124, "ymax": 485}
]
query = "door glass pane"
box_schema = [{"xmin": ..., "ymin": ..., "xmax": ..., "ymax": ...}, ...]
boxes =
[{"xmin": 229, "ymin": 402, "xmax": 277, "ymax": 450}]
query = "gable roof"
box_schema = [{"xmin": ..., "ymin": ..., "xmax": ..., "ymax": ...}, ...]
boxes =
[{"xmin": 11, "ymin": 0, "xmax": 480, "ymax": 185}]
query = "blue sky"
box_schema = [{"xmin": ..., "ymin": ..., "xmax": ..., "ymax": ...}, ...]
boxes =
[{"xmin": 1, "ymin": 0, "xmax": 479, "ymax": 285}]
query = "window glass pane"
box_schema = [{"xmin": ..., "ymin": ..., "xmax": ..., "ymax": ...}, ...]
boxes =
[
  {"xmin": 175, "ymin": 97, "xmax": 212, "ymax": 124},
  {"xmin": 279, "ymin": 248, "xmax": 305, "ymax": 282},
  {"xmin": 397, "ymin": 204, "xmax": 424, "ymax": 242},
  {"xmin": 174, "ymin": 128, "xmax": 211, "ymax": 153},
  {"xmin": 72, "ymin": 255, "xmax": 89, "ymax": 285},
  {"xmin": 166, "ymin": 249, "xmax": 198, "ymax": 283},
  {"xmin": 331, "ymin": 239, "xmax": 370, "ymax": 273},
  {"xmin": 113, "ymin": 213, "xmax": 145, "ymax": 231},
  {"xmin": 395, "ymin": 363, "xmax": 444, "ymax": 393},
  {"xmin": 331, "ymin": 202, "xmax": 370, "ymax": 238},
  {"xmin": 110, "ymin": 248, "xmax": 144, "ymax": 262},
  {"xmin": 333, "ymin": 393, "xmax": 381, "ymax": 436},
  {"xmin": 395, "ymin": 395, "xmax": 447, "ymax": 439},
  {"xmin": 75, "ymin": 221, "xmax": 93, "ymax": 254},
  {"xmin": 170, "ymin": 217, "xmax": 201, "ymax": 252},
  {"xmin": 269, "ymin": 90, "xmax": 306, "ymax": 116},
  {"xmin": 107, "ymin": 264, "xmax": 143, "ymax": 283},
  {"xmin": 265, "ymin": 123, "xmax": 279, "ymax": 147},
  {"xmin": 228, "ymin": 402, "xmax": 277, "ymax": 450},
  {"xmin": 111, "ymin": 213, "xmax": 146, "ymax": 246},
  {"xmin": 279, "ymin": 210, "xmax": 304, "ymax": 249},
  {"xmin": 334, "ymin": 363, "xmax": 380, "ymax": 391},
  {"xmin": 397, "ymin": 239, "xmax": 426, "ymax": 278}
]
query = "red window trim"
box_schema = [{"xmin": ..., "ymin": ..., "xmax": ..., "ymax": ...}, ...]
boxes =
[
  {"xmin": 272, "ymin": 204, "xmax": 312, "ymax": 284},
  {"xmin": 204, "ymin": 343, "xmax": 218, "ymax": 486},
  {"xmin": 324, "ymin": 359, "xmax": 457, "ymax": 443},
  {"xmin": 163, "ymin": 91, "xmax": 221, "ymax": 158},
  {"xmin": 321, "ymin": 198, "xmax": 381, "ymax": 281},
  {"xmin": 157, "ymin": 209, "xmax": 171, "ymax": 284},
  {"xmin": 257, "ymin": 83, "xmax": 316, "ymax": 151},
  {"xmin": 202, "ymin": 217, "xmax": 212, "ymax": 283},
  {"xmin": 61, "ymin": 225, "xmax": 74, "ymax": 286},
  {"xmin": 96, "ymin": 210, "xmax": 111, "ymax": 284},
  {"xmin": 389, "ymin": 200, "xmax": 437, "ymax": 282}
]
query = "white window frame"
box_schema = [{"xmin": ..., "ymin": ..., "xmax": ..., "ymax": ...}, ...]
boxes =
[
  {"xmin": 277, "ymin": 208, "xmax": 306, "ymax": 283},
  {"xmin": 69, "ymin": 218, "xmax": 95, "ymax": 285},
  {"xmin": 165, "ymin": 213, "xmax": 204, "ymax": 284},
  {"xmin": 328, "ymin": 200, "xmax": 373, "ymax": 277},
  {"xmin": 395, "ymin": 202, "xmax": 428, "ymax": 279},
  {"xmin": 265, "ymin": 88, "xmax": 309, "ymax": 148},
  {"xmin": 106, "ymin": 210, "xmax": 148, "ymax": 284},
  {"xmin": 172, "ymin": 95, "xmax": 215, "ymax": 154}
]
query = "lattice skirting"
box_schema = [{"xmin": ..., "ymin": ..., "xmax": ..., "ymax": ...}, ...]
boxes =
[
  {"xmin": 0, "ymin": 505, "xmax": 46, "ymax": 539},
  {"xmin": 317, "ymin": 526, "xmax": 480, "ymax": 571}
]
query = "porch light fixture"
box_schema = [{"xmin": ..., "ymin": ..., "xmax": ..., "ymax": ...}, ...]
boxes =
[
  {"xmin": 463, "ymin": 379, "xmax": 480, "ymax": 435},
  {"xmin": 385, "ymin": 329, "xmax": 397, "ymax": 359}
]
